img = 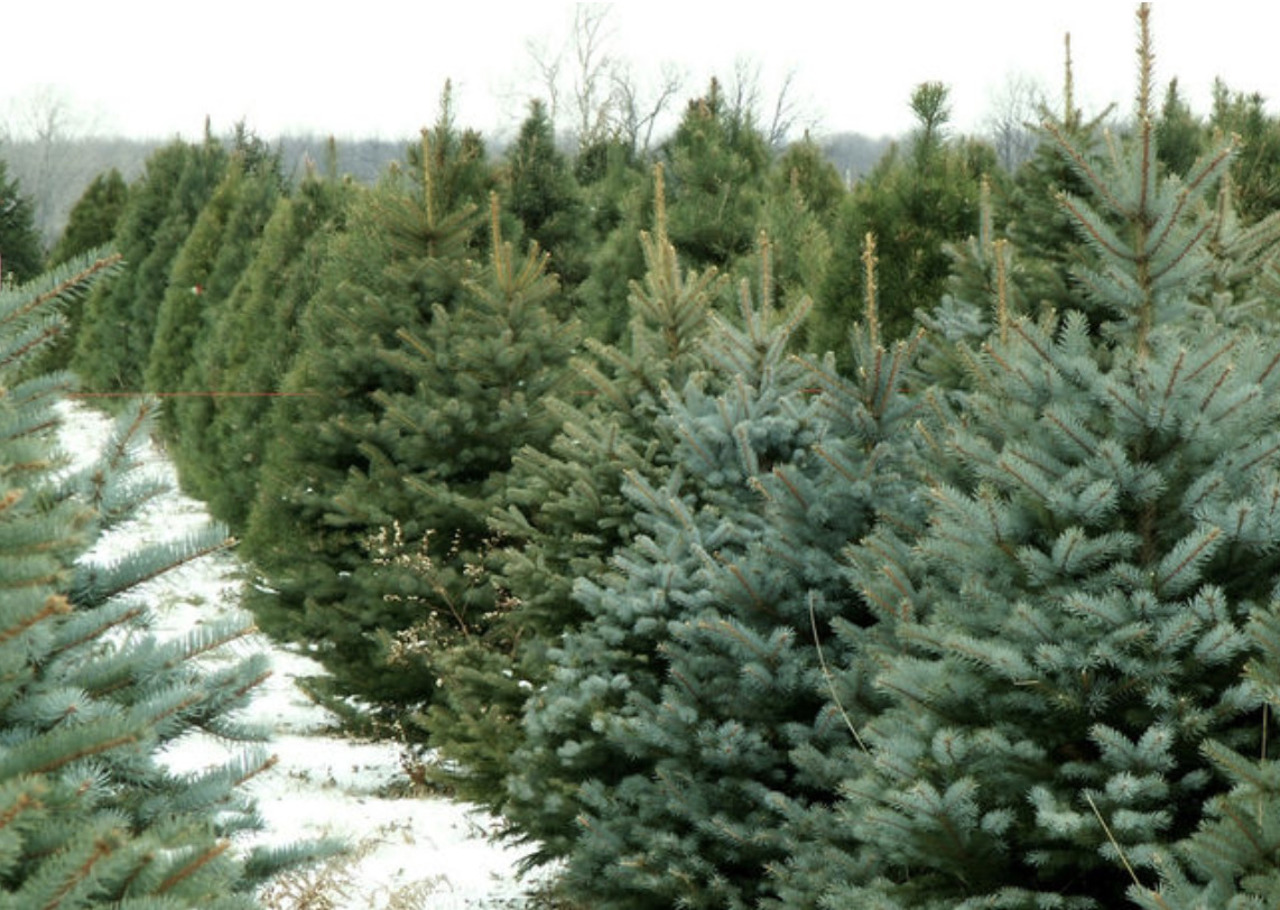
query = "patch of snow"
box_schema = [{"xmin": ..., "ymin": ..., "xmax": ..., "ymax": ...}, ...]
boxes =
[{"xmin": 57, "ymin": 402, "xmax": 555, "ymax": 909}]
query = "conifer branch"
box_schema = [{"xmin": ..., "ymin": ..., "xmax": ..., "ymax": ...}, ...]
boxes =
[
  {"xmin": 1199, "ymin": 364, "xmax": 1234, "ymax": 414},
  {"xmin": 156, "ymin": 841, "xmax": 233, "ymax": 895},
  {"xmin": 33, "ymin": 733, "xmax": 139, "ymax": 775},
  {"xmin": 1183, "ymin": 338, "xmax": 1236, "ymax": 383},
  {"xmin": 46, "ymin": 836, "xmax": 119, "ymax": 910},
  {"xmin": 0, "ymin": 792, "xmax": 41, "ymax": 833},
  {"xmin": 0, "ymin": 595, "xmax": 70, "ymax": 646},
  {"xmin": 862, "ymin": 233, "xmax": 880, "ymax": 349},
  {"xmin": 47, "ymin": 604, "xmax": 146, "ymax": 663},
  {"xmin": 0, "ymin": 254, "xmax": 123, "ymax": 331},
  {"xmin": 770, "ymin": 465, "xmax": 807, "ymax": 510},
  {"xmin": 1239, "ymin": 441, "xmax": 1280, "ymax": 476}
]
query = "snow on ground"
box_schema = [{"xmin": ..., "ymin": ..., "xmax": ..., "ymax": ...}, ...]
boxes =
[{"xmin": 57, "ymin": 402, "xmax": 554, "ymax": 909}]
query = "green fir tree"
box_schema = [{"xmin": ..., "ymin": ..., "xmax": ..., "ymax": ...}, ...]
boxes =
[
  {"xmin": 431, "ymin": 166, "xmax": 724, "ymax": 823},
  {"xmin": 48, "ymin": 168, "xmax": 129, "ymax": 268},
  {"xmin": 147, "ymin": 133, "xmax": 283, "ymax": 439},
  {"xmin": 241, "ymin": 122, "xmax": 486, "ymax": 716},
  {"xmin": 0, "ymin": 157, "xmax": 45, "ymax": 284},
  {"xmin": 811, "ymin": 82, "xmax": 995, "ymax": 360},
  {"xmin": 194, "ymin": 164, "xmax": 353, "ymax": 530},
  {"xmin": 73, "ymin": 133, "xmax": 228, "ymax": 396}
]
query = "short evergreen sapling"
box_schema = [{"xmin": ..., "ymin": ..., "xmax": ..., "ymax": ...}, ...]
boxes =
[
  {"xmin": 819, "ymin": 8, "xmax": 1280, "ymax": 906},
  {"xmin": 0, "ymin": 253, "xmax": 327, "ymax": 907}
]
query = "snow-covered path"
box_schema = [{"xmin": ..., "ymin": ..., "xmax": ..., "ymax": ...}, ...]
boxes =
[{"xmin": 59, "ymin": 402, "xmax": 552, "ymax": 909}]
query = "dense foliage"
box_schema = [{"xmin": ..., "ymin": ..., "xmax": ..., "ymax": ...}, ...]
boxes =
[
  {"xmin": 25, "ymin": 5, "xmax": 1280, "ymax": 906},
  {"xmin": 0, "ymin": 253, "xmax": 330, "ymax": 907}
]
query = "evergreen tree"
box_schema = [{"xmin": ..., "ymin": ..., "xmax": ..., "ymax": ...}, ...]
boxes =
[
  {"xmin": 1209, "ymin": 79, "xmax": 1280, "ymax": 224},
  {"xmin": 241, "ymin": 104, "xmax": 518, "ymax": 718},
  {"xmin": 48, "ymin": 168, "xmax": 129, "ymax": 268},
  {"xmin": 503, "ymin": 99, "xmax": 588, "ymax": 290},
  {"xmin": 73, "ymin": 134, "xmax": 228, "ymax": 396},
  {"xmin": 350, "ymin": 193, "xmax": 580, "ymax": 775},
  {"xmin": 242, "ymin": 141, "xmax": 478, "ymax": 714},
  {"xmin": 810, "ymin": 82, "xmax": 995, "ymax": 359},
  {"xmin": 811, "ymin": 10, "xmax": 1280, "ymax": 906},
  {"xmin": 0, "ymin": 252, "xmax": 329, "ymax": 907},
  {"xmin": 195, "ymin": 166, "xmax": 353, "ymax": 530},
  {"xmin": 999, "ymin": 38, "xmax": 1115, "ymax": 323},
  {"xmin": 1155, "ymin": 79, "xmax": 1206, "ymax": 178},
  {"xmin": 571, "ymin": 147, "xmax": 654, "ymax": 343},
  {"xmin": 663, "ymin": 78, "xmax": 771, "ymax": 273},
  {"xmin": 0, "ymin": 157, "xmax": 45, "ymax": 284},
  {"xmin": 517, "ymin": 235, "xmax": 920, "ymax": 908},
  {"xmin": 429, "ymin": 166, "xmax": 725, "ymax": 822},
  {"xmin": 149, "ymin": 133, "xmax": 284, "ymax": 484},
  {"xmin": 758, "ymin": 135, "xmax": 844, "ymax": 345}
]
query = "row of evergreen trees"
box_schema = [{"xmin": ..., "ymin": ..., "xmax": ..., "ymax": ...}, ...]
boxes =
[{"xmin": 17, "ymin": 4, "xmax": 1280, "ymax": 905}]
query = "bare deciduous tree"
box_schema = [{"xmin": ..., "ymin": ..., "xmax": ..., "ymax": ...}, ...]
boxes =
[
  {"xmin": 569, "ymin": 3, "xmax": 615, "ymax": 146},
  {"xmin": 611, "ymin": 60, "xmax": 685, "ymax": 155},
  {"xmin": 724, "ymin": 57, "xmax": 818, "ymax": 148},
  {"xmin": 522, "ymin": 3, "xmax": 686, "ymax": 154},
  {"xmin": 983, "ymin": 72, "xmax": 1048, "ymax": 171},
  {"xmin": 2, "ymin": 85, "xmax": 106, "ymax": 244}
]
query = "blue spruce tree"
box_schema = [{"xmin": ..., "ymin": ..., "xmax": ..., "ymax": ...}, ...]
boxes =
[
  {"xmin": 0, "ymin": 253, "xmax": 329, "ymax": 906},
  {"xmin": 513, "ymin": 231, "xmax": 921, "ymax": 907},
  {"xmin": 813, "ymin": 7, "xmax": 1280, "ymax": 907}
]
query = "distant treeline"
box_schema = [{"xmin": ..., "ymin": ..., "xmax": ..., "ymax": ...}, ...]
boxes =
[{"xmin": 4, "ymin": 129, "xmax": 894, "ymax": 246}]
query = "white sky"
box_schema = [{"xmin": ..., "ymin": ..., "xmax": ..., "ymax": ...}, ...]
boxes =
[{"xmin": 1, "ymin": 2, "xmax": 1276, "ymax": 143}]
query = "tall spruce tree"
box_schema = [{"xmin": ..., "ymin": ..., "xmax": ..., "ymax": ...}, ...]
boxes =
[
  {"xmin": 810, "ymin": 83, "xmax": 995, "ymax": 359},
  {"xmin": 0, "ymin": 252, "xmax": 328, "ymax": 907},
  {"xmin": 149, "ymin": 133, "xmax": 285, "ymax": 499},
  {"xmin": 344, "ymin": 192, "xmax": 580, "ymax": 775},
  {"xmin": 241, "ymin": 120, "xmax": 487, "ymax": 716},
  {"xmin": 426, "ymin": 166, "xmax": 725, "ymax": 819},
  {"xmin": 503, "ymin": 99, "xmax": 588, "ymax": 290},
  {"xmin": 807, "ymin": 8, "xmax": 1280, "ymax": 907},
  {"xmin": 149, "ymin": 134, "xmax": 285, "ymax": 487},
  {"xmin": 662, "ymin": 78, "xmax": 771, "ymax": 274}
]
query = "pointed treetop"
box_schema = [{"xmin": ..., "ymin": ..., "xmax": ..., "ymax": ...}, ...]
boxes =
[
  {"xmin": 419, "ymin": 128, "xmax": 437, "ymax": 229},
  {"xmin": 652, "ymin": 162, "xmax": 669, "ymax": 247},
  {"xmin": 861, "ymin": 232, "xmax": 880, "ymax": 349},
  {"xmin": 1135, "ymin": 3, "xmax": 1154, "ymax": 125}
]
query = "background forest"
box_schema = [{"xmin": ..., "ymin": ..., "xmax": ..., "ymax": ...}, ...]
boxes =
[{"xmin": 7, "ymin": 4, "xmax": 1280, "ymax": 907}]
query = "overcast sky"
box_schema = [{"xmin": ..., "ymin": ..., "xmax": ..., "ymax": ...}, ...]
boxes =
[{"xmin": 1, "ymin": 2, "xmax": 1276, "ymax": 143}]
